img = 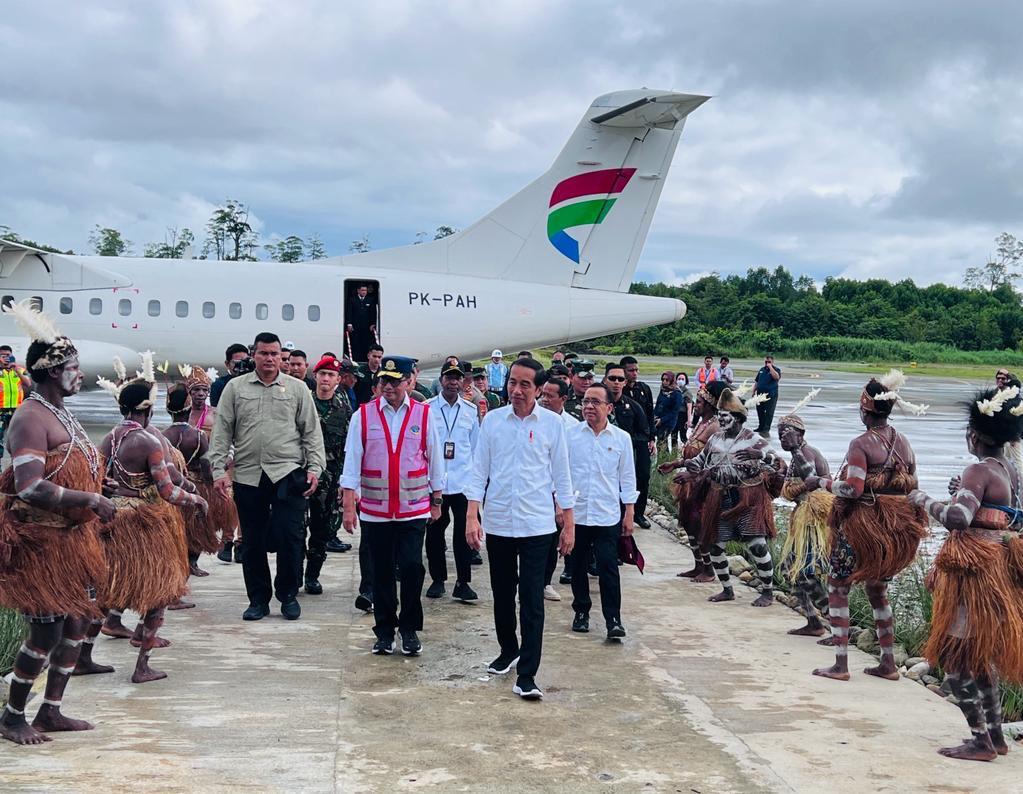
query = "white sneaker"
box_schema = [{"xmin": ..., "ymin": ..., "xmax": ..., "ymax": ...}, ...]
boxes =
[{"xmin": 543, "ymin": 585, "xmax": 561, "ymax": 601}]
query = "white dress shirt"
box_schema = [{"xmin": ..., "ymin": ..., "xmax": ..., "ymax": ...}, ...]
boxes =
[
  {"xmin": 549, "ymin": 407, "xmax": 579, "ymax": 429},
  {"xmin": 340, "ymin": 394, "xmax": 445, "ymax": 522},
  {"xmin": 426, "ymin": 393, "xmax": 480, "ymax": 495},
  {"xmin": 567, "ymin": 420, "xmax": 638, "ymax": 526},
  {"xmin": 466, "ymin": 400, "xmax": 575, "ymax": 537}
]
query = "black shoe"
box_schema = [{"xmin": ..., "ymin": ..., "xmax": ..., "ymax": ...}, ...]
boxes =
[
  {"xmin": 304, "ymin": 579, "xmax": 323, "ymax": 595},
  {"xmin": 355, "ymin": 593, "xmax": 373, "ymax": 612},
  {"xmin": 636, "ymin": 516, "xmax": 651, "ymax": 529},
  {"xmin": 559, "ymin": 571, "xmax": 572, "ymax": 585},
  {"xmin": 326, "ymin": 537, "xmax": 352, "ymax": 553},
  {"xmin": 217, "ymin": 543, "xmax": 233, "ymax": 563},
  {"xmin": 572, "ymin": 612, "xmax": 590, "ymax": 633},
  {"xmin": 470, "ymin": 550, "xmax": 484, "ymax": 566},
  {"xmin": 400, "ymin": 630, "xmax": 422, "ymax": 656},
  {"xmin": 487, "ymin": 652, "xmax": 520, "ymax": 675},
  {"xmin": 233, "ymin": 544, "xmax": 244, "ymax": 563},
  {"xmin": 281, "ymin": 599, "xmax": 301, "ymax": 620},
  {"xmin": 426, "ymin": 581, "xmax": 445, "ymax": 599},
  {"xmin": 242, "ymin": 603, "xmax": 270, "ymax": 621},
  {"xmin": 606, "ymin": 619, "xmax": 626, "ymax": 640},
  {"xmin": 372, "ymin": 635, "xmax": 394, "ymax": 655},
  {"xmin": 452, "ymin": 581, "xmax": 478, "ymax": 602},
  {"xmin": 513, "ymin": 675, "xmax": 544, "ymax": 700}
]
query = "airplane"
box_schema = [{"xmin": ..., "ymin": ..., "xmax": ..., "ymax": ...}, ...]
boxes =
[{"xmin": 0, "ymin": 88, "xmax": 706, "ymax": 374}]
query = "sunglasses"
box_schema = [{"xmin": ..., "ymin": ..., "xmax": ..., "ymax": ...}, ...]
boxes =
[
  {"xmin": 605, "ymin": 375, "xmax": 626, "ymax": 382},
  {"xmin": 581, "ymin": 398, "xmax": 609, "ymax": 406}
]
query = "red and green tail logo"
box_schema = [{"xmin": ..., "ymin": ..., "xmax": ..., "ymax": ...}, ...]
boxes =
[{"xmin": 547, "ymin": 168, "xmax": 636, "ymax": 263}]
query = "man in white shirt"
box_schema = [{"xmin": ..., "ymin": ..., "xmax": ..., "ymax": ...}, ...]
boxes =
[
  {"xmin": 425, "ymin": 361, "xmax": 480, "ymax": 603},
  {"xmin": 341, "ymin": 356, "xmax": 444, "ymax": 657},
  {"xmin": 466, "ymin": 359, "xmax": 575, "ymax": 700},
  {"xmin": 539, "ymin": 377, "xmax": 578, "ymax": 600},
  {"xmin": 567, "ymin": 383, "xmax": 638, "ymax": 640}
]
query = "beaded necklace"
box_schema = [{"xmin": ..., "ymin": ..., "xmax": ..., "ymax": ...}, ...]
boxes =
[{"xmin": 27, "ymin": 391, "xmax": 100, "ymax": 478}]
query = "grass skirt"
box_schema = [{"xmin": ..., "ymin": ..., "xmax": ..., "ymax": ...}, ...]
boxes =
[
  {"xmin": 925, "ymin": 531, "xmax": 1023, "ymax": 682},
  {"xmin": 781, "ymin": 481, "xmax": 833, "ymax": 584},
  {"xmin": 100, "ymin": 491, "xmax": 189, "ymax": 613},
  {"xmin": 0, "ymin": 446, "xmax": 106, "ymax": 619},
  {"xmin": 699, "ymin": 476, "xmax": 777, "ymax": 552}
]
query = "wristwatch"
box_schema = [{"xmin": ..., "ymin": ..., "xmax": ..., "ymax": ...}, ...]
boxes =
[{"xmin": 431, "ymin": 497, "xmax": 443, "ymax": 506}]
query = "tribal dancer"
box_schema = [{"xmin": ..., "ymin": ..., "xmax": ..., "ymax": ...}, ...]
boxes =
[
  {"xmin": 658, "ymin": 380, "xmax": 726, "ymax": 581},
  {"xmin": 676, "ymin": 387, "xmax": 783, "ymax": 606},
  {"xmin": 909, "ymin": 386, "xmax": 1023, "ymax": 761},
  {"xmin": 806, "ymin": 372, "xmax": 929, "ymax": 681},
  {"xmin": 777, "ymin": 390, "xmax": 833, "ymax": 637},
  {"xmin": 99, "ymin": 374, "xmax": 208, "ymax": 682},
  {"xmin": 163, "ymin": 382, "xmax": 220, "ymax": 576},
  {"xmin": 0, "ymin": 300, "xmax": 116, "ymax": 745},
  {"xmin": 180, "ymin": 364, "xmax": 241, "ymax": 563}
]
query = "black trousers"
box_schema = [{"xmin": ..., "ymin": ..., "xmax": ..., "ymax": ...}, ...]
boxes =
[
  {"xmin": 233, "ymin": 470, "xmax": 308, "ymax": 607},
  {"xmin": 571, "ymin": 523, "xmax": 623, "ymax": 624},
  {"xmin": 487, "ymin": 532, "xmax": 551, "ymax": 678},
  {"xmin": 426, "ymin": 493, "xmax": 471, "ymax": 584},
  {"xmin": 366, "ymin": 519, "xmax": 427, "ymax": 639},
  {"xmin": 0, "ymin": 408, "xmax": 14, "ymax": 458},
  {"xmin": 544, "ymin": 526, "xmax": 562, "ymax": 586},
  {"xmin": 755, "ymin": 395, "xmax": 778, "ymax": 436},
  {"xmin": 634, "ymin": 442, "xmax": 650, "ymax": 519},
  {"xmin": 358, "ymin": 534, "xmax": 373, "ymax": 596}
]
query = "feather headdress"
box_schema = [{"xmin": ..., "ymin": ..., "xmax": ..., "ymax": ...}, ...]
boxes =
[
  {"xmin": 177, "ymin": 363, "xmax": 193, "ymax": 380},
  {"xmin": 112, "ymin": 356, "xmax": 127, "ymax": 383},
  {"xmin": 96, "ymin": 376, "xmax": 122, "ymax": 398},
  {"xmin": 2, "ymin": 299, "xmax": 78, "ymax": 370},
  {"xmin": 778, "ymin": 388, "xmax": 822, "ymax": 431},
  {"xmin": 733, "ymin": 379, "xmax": 754, "ymax": 398},
  {"xmin": 743, "ymin": 393, "xmax": 771, "ymax": 409},
  {"xmin": 976, "ymin": 386, "xmax": 1020, "ymax": 417},
  {"xmin": 861, "ymin": 368, "xmax": 929, "ymax": 417},
  {"xmin": 205, "ymin": 367, "xmax": 218, "ymax": 382}
]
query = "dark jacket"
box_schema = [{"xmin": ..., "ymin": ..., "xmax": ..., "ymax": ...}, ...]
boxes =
[
  {"xmin": 623, "ymin": 381, "xmax": 655, "ymax": 441},
  {"xmin": 653, "ymin": 389, "xmax": 684, "ymax": 435},
  {"xmin": 612, "ymin": 394, "xmax": 650, "ymax": 448}
]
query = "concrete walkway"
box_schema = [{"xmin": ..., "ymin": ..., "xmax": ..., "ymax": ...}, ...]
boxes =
[{"xmin": 2, "ymin": 524, "xmax": 1020, "ymax": 793}]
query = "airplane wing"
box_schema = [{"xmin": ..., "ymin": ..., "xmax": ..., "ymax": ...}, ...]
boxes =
[{"xmin": 0, "ymin": 237, "xmax": 130, "ymax": 289}]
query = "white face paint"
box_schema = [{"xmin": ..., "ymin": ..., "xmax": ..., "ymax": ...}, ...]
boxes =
[
  {"xmin": 59, "ymin": 359, "xmax": 83, "ymax": 395},
  {"xmin": 717, "ymin": 410, "xmax": 739, "ymax": 435}
]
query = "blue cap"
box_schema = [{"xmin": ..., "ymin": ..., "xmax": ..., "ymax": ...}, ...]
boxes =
[{"xmin": 379, "ymin": 355, "xmax": 416, "ymax": 379}]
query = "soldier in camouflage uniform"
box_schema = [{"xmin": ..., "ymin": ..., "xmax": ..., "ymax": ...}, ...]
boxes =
[
  {"xmin": 563, "ymin": 360, "xmax": 595, "ymax": 421},
  {"xmin": 304, "ymin": 356, "xmax": 353, "ymax": 595}
]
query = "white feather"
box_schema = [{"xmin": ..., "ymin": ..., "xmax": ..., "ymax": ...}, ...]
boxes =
[
  {"xmin": 733, "ymin": 379, "xmax": 753, "ymax": 398},
  {"xmin": 177, "ymin": 363, "xmax": 193, "ymax": 379},
  {"xmin": 205, "ymin": 367, "xmax": 218, "ymax": 381},
  {"xmin": 1011, "ymin": 403, "xmax": 1023, "ymax": 417},
  {"xmin": 112, "ymin": 356, "xmax": 127, "ymax": 382},
  {"xmin": 138, "ymin": 351, "xmax": 156, "ymax": 383},
  {"xmin": 788, "ymin": 387, "xmax": 821, "ymax": 416},
  {"xmin": 96, "ymin": 376, "xmax": 122, "ymax": 399},
  {"xmin": 978, "ymin": 386, "xmax": 1021, "ymax": 416},
  {"xmin": 897, "ymin": 397, "xmax": 929, "ymax": 416},
  {"xmin": 874, "ymin": 390, "xmax": 899, "ymax": 402},
  {"xmin": 744, "ymin": 393, "xmax": 770, "ymax": 409},
  {"xmin": 2, "ymin": 299, "xmax": 59, "ymax": 343},
  {"xmin": 879, "ymin": 369, "xmax": 907, "ymax": 392}
]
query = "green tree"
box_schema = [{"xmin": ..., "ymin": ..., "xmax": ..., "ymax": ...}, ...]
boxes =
[
  {"xmin": 349, "ymin": 234, "xmax": 371, "ymax": 254},
  {"xmin": 265, "ymin": 235, "xmax": 305, "ymax": 263},
  {"xmin": 306, "ymin": 234, "xmax": 327, "ymax": 260},
  {"xmin": 433, "ymin": 225, "xmax": 458, "ymax": 239},
  {"xmin": 144, "ymin": 227, "xmax": 195, "ymax": 259},
  {"xmin": 203, "ymin": 200, "xmax": 258, "ymax": 261},
  {"xmin": 88, "ymin": 225, "xmax": 132, "ymax": 257},
  {"xmin": 964, "ymin": 232, "xmax": 1023, "ymax": 291},
  {"xmin": 0, "ymin": 227, "xmax": 73, "ymax": 254}
]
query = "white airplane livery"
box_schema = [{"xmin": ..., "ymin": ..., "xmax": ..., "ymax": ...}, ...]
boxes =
[{"xmin": 0, "ymin": 89, "xmax": 706, "ymax": 373}]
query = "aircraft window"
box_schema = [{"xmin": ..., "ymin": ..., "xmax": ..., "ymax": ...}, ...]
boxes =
[
  {"xmin": 59, "ymin": 297, "xmax": 73, "ymax": 315},
  {"xmin": 148, "ymin": 300, "xmax": 161, "ymax": 317},
  {"xmin": 89, "ymin": 298, "xmax": 103, "ymax": 315},
  {"xmin": 29, "ymin": 296, "xmax": 42, "ymax": 311},
  {"xmin": 176, "ymin": 301, "xmax": 189, "ymax": 318},
  {"xmin": 282, "ymin": 304, "xmax": 294, "ymax": 321},
  {"xmin": 229, "ymin": 302, "xmax": 242, "ymax": 319},
  {"xmin": 308, "ymin": 305, "xmax": 320, "ymax": 322},
  {"xmin": 202, "ymin": 301, "xmax": 215, "ymax": 319},
  {"xmin": 0, "ymin": 296, "xmax": 12, "ymax": 310},
  {"xmin": 256, "ymin": 303, "xmax": 268, "ymax": 320},
  {"xmin": 118, "ymin": 299, "xmax": 132, "ymax": 316}
]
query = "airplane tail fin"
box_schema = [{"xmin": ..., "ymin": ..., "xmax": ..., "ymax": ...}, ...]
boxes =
[{"xmin": 446, "ymin": 89, "xmax": 709, "ymax": 291}]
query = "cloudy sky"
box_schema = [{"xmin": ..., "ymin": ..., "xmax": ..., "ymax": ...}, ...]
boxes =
[{"xmin": 1, "ymin": 1, "xmax": 1019, "ymax": 286}]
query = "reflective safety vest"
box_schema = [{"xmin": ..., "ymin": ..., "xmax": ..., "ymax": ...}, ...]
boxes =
[
  {"xmin": 696, "ymin": 367, "xmax": 718, "ymax": 386},
  {"xmin": 359, "ymin": 398, "xmax": 431, "ymax": 519},
  {"xmin": 0, "ymin": 368, "xmax": 25, "ymax": 409}
]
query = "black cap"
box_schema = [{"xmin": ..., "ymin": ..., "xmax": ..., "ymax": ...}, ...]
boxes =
[
  {"xmin": 564, "ymin": 352, "xmax": 579, "ymax": 361},
  {"xmin": 573, "ymin": 359, "xmax": 595, "ymax": 374},
  {"xmin": 548, "ymin": 363, "xmax": 571, "ymax": 378},
  {"xmin": 379, "ymin": 356, "xmax": 415, "ymax": 379},
  {"xmin": 471, "ymin": 366, "xmax": 486, "ymax": 378},
  {"xmin": 442, "ymin": 359, "xmax": 471, "ymax": 378}
]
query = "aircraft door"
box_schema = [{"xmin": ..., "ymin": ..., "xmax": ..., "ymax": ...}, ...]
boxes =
[{"xmin": 343, "ymin": 279, "xmax": 380, "ymax": 362}]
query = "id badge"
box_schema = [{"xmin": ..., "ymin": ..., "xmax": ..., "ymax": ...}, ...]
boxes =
[{"xmin": 444, "ymin": 441, "xmax": 455, "ymax": 460}]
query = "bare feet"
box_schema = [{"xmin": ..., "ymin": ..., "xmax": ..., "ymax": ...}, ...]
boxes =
[
  {"xmin": 990, "ymin": 728, "xmax": 1009, "ymax": 756},
  {"xmin": 166, "ymin": 598, "xmax": 196, "ymax": 611},
  {"xmin": 189, "ymin": 562, "xmax": 209, "ymax": 577},
  {"xmin": 751, "ymin": 592, "xmax": 774, "ymax": 607},
  {"xmin": 131, "ymin": 663, "xmax": 168, "ymax": 684},
  {"xmin": 863, "ymin": 663, "xmax": 900, "ymax": 681},
  {"xmin": 130, "ymin": 635, "xmax": 171, "ymax": 649},
  {"xmin": 32, "ymin": 705, "xmax": 94, "ymax": 733},
  {"xmin": 0, "ymin": 714, "xmax": 52, "ymax": 745},
  {"xmin": 676, "ymin": 567, "xmax": 699, "ymax": 578},
  {"xmin": 788, "ymin": 623, "xmax": 827, "ymax": 637},
  {"xmin": 817, "ymin": 635, "xmax": 838, "ymax": 646},
  {"xmin": 938, "ymin": 736, "xmax": 997, "ymax": 762},
  {"xmin": 693, "ymin": 572, "xmax": 716, "ymax": 583},
  {"xmin": 812, "ymin": 664, "xmax": 850, "ymax": 681},
  {"xmin": 72, "ymin": 657, "xmax": 115, "ymax": 676},
  {"xmin": 708, "ymin": 588, "xmax": 735, "ymax": 603},
  {"xmin": 101, "ymin": 621, "xmax": 134, "ymax": 639}
]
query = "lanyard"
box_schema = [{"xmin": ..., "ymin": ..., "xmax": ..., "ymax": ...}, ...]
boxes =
[{"xmin": 440, "ymin": 401, "xmax": 461, "ymax": 440}]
